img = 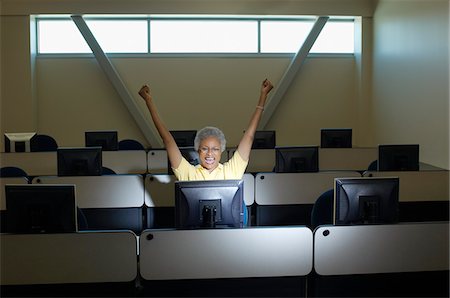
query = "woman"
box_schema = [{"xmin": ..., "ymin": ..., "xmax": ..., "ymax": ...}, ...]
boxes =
[{"xmin": 138, "ymin": 78, "xmax": 274, "ymax": 181}]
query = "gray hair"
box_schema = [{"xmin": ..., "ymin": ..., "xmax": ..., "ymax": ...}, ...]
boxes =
[{"xmin": 194, "ymin": 126, "xmax": 226, "ymax": 153}]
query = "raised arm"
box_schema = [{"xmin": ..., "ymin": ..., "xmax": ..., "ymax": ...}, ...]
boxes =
[
  {"xmin": 237, "ymin": 79, "xmax": 274, "ymax": 161},
  {"xmin": 138, "ymin": 84, "xmax": 182, "ymax": 169}
]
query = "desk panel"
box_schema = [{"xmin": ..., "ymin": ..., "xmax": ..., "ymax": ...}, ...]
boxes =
[
  {"xmin": 0, "ymin": 152, "xmax": 57, "ymax": 176},
  {"xmin": 145, "ymin": 173, "xmax": 255, "ymax": 207},
  {"xmin": 140, "ymin": 227, "xmax": 313, "ymax": 280},
  {"xmin": 33, "ymin": 175, "xmax": 144, "ymax": 208},
  {"xmin": 314, "ymin": 222, "xmax": 449, "ymax": 275},
  {"xmin": 364, "ymin": 170, "xmax": 449, "ymax": 201},
  {"xmin": 102, "ymin": 151, "xmax": 147, "ymax": 174},
  {"xmin": 0, "ymin": 231, "xmax": 137, "ymax": 285},
  {"xmin": 255, "ymin": 171, "xmax": 361, "ymax": 205},
  {"xmin": 319, "ymin": 147, "xmax": 377, "ymax": 171}
]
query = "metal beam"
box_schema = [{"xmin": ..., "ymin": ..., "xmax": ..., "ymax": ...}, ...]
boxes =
[
  {"xmin": 259, "ymin": 16, "xmax": 329, "ymax": 129},
  {"xmin": 71, "ymin": 15, "xmax": 163, "ymax": 148}
]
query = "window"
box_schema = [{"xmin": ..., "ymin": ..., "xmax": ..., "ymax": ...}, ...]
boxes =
[
  {"xmin": 38, "ymin": 19, "xmax": 148, "ymax": 54},
  {"xmin": 150, "ymin": 20, "xmax": 258, "ymax": 53},
  {"xmin": 36, "ymin": 15, "xmax": 355, "ymax": 55}
]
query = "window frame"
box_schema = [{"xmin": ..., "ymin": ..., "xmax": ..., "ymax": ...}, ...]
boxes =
[{"xmin": 35, "ymin": 15, "xmax": 356, "ymax": 57}]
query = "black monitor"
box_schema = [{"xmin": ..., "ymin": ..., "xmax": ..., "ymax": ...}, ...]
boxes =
[
  {"xmin": 275, "ymin": 146, "xmax": 319, "ymax": 173},
  {"xmin": 378, "ymin": 144, "xmax": 419, "ymax": 171},
  {"xmin": 57, "ymin": 147, "xmax": 102, "ymax": 176},
  {"xmin": 168, "ymin": 147, "xmax": 199, "ymax": 175},
  {"xmin": 252, "ymin": 130, "xmax": 276, "ymax": 149},
  {"xmin": 4, "ymin": 132, "xmax": 36, "ymax": 152},
  {"xmin": 320, "ymin": 128, "xmax": 352, "ymax": 148},
  {"xmin": 334, "ymin": 177, "xmax": 399, "ymax": 225},
  {"xmin": 170, "ymin": 130, "xmax": 197, "ymax": 147},
  {"xmin": 85, "ymin": 130, "xmax": 118, "ymax": 151},
  {"xmin": 174, "ymin": 179, "xmax": 244, "ymax": 229},
  {"xmin": 5, "ymin": 184, "xmax": 77, "ymax": 233}
]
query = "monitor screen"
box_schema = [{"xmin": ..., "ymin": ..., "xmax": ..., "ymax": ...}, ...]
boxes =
[
  {"xmin": 378, "ymin": 144, "xmax": 419, "ymax": 171},
  {"xmin": 320, "ymin": 128, "xmax": 352, "ymax": 148},
  {"xmin": 85, "ymin": 130, "xmax": 118, "ymax": 151},
  {"xmin": 4, "ymin": 132, "xmax": 36, "ymax": 152},
  {"xmin": 175, "ymin": 179, "xmax": 244, "ymax": 229},
  {"xmin": 334, "ymin": 177, "xmax": 399, "ymax": 225},
  {"xmin": 170, "ymin": 130, "xmax": 197, "ymax": 147},
  {"xmin": 252, "ymin": 130, "xmax": 276, "ymax": 149},
  {"xmin": 57, "ymin": 147, "xmax": 102, "ymax": 176},
  {"xmin": 5, "ymin": 184, "xmax": 77, "ymax": 233},
  {"xmin": 275, "ymin": 146, "xmax": 319, "ymax": 173}
]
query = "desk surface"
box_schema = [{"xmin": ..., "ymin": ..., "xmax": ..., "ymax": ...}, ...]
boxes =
[
  {"xmin": 0, "ymin": 231, "xmax": 137, "ymax": 285},
  {"xmin": 140, "ymin": 227, "xmax": 313, "ymax": 280},
  {"xmin": 314, "ymin": 222, "xmax": 449, "ymax": 275}
]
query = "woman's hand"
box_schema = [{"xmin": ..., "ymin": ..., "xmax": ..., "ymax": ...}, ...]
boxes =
[
  {"xmin": 138, "ymin": 84, "xmax": 152, "ymax": 102},
  {"xmin": 261, "ymin": 79, "xmax": 274, "ymax": 96}
]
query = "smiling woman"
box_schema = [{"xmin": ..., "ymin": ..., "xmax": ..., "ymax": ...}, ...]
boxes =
[{"xmin": 138, "ymin": 79, "xmax": 274, "ymax": 181}]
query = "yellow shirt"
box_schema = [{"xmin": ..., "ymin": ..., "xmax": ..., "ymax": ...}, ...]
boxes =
[{"xmin": 173, "ymin": 150, "xmax": 248, "ymax": 181}]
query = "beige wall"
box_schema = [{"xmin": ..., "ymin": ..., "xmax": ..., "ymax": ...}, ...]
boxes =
[
  {"xmin": 372, "ymin": 0, "xmax": 449, "ymax": 169},
  {"xmin": 1, "ymin": 0, "xmax": 449, "ymax": 169}
]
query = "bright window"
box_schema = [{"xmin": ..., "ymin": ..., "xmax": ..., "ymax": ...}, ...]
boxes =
[
  {"xmin": 38, "ymin": 19, "xmax": 148, "ymax": 54},
  {"xmin": 36, "ymin": 16, "xmax": 355, "ymax": 55},
  {"xmin": 150, "ymin": 20, "xmax": 258, "ymax": 53}
]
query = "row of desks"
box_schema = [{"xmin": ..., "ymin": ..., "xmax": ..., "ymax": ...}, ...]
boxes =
[
  {"xmin": 0, "ymin": 147, "xmax": 408, "ymax": 176},
  {"xmin": 2, "ymin": 170, "xmax": 448, "ymax": 212},
  {"xmin": 1, "ymin": 222, "xmax": 448, "ymax": 285}
]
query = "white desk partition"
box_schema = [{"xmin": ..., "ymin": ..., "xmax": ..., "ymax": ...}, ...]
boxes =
[
  {"xmin": 319, "ymin": 147, "xmax": 377, "ymax": 171},
  {"xmin": 1, "ymin": 177, "xmax": 29, "ymax": 210},
  {"xmin": 228, "ymin": 148, "xmax": 275, "ymax": 173},
  {"xmin": 32, "ymin": 175, "xmax": 145, "ymax": 208},
  {"xmin": 363, "ymin": 170, "xmax": 449, "ymax": 202},
  {"xmin": 255, "ymin": 171, "xmax": 361, "ymax": 205},
  {"xmin": 102, "ymin": 150, "xmax": 147, "ymax": 174},
  {"xmin": 0, "ymin": 152, "xmax": 57, "ymax": 176},
  {"xmin": 147, "ymin": 149, "xmax": 169, "ymax": 173},
  {"xmin": 145, "ymin": 173, "xmax": 255, "ymax": 207},
  {"xmin": 0, "ymin": 231, "xmax": 138, "ymax": 285},
  {"xmin": 314, "ymin": 222, "xmax": 449, "ymax": 275},
  {"xmin": 139, "ymin": 227, "xmax": 312, "ymax": 280}
]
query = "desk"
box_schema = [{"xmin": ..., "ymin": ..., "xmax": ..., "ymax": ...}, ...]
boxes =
[
  {"xmin": 0, "ymin": 231, "xmax": 137, "ymax": 285},
  {"xmin": 139, "ymin": 226, "xmax": 312, "ymax": 280},
  {"xmin": 363, "ymin": 170, "xmax": 449, "ymax": 202},
  {"xmin": 319, "ymin": 147, "xmax": 377, "ymax": 171},
  {"xmin": 0, "ymin": 152, "xmax": 56, "ymax": 176},
  {"xmin": 314, "ymin": 222, "xmax": 449, "ymax": 275},
  {"xmin": 32, "ymin": 175, "xmax": 145, "ymax": 208}
]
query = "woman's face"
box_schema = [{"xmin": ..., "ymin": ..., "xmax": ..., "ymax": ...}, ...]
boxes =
[{"xmin": 198, "ymin": 136, "xmax": 222, "ymax": 172}]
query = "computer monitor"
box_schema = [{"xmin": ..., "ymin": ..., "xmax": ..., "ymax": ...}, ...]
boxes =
[
  {"xmin": 378, "ymin": 144, "xmax": 419, "ymax": 171},
  {"xmin": 170, "ymin": 130, "xmax": 197, "ymax": 147},
  {"xmin": 252, "ymin": 130, "xmax": 276, "ymax": 149},
  {"xmin": 334, "ymin": 177, "xmax": 399, "ymax": 225},
  {"xmin": 4, "ymin": 132, "xmax": 36, "ymax": 152},
  {"xmin": 167, "ymin": 147, "xmax": 200, "ymax": 175},
  {"xmin": 275, "ymin": 146, "xmax": 319, "ymax": 173},
  {"xmin": 174, "ymin": 179, "xmax": 244, "ymax": 229},
  {"xmin": 5, "ymin": 184, "xmax": 77, "ymax": 233},
  {"xmin": 57, "ymin": 147, "xmax": 102, "ymax": 176},
  {"xmin": 320, "ymin": 128, "xmax": 352, "ymax": 148},
  {"xmin": 85, "ymin": 130, "xmax": 118, "ymax": 151}
]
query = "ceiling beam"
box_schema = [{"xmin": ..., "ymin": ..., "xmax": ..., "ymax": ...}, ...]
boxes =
[
  {"xmin": 259, "ymin": 16, "xmax": 329, "ymax": 129},
  {"xmin": 71, "ymin": 15, "xmax": 163, "ymax": 148}
]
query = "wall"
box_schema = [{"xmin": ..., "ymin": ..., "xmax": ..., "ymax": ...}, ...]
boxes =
[
  {"xmin": 372, "ymin": 0, "xmax": 449, "ymax": 169},
  {"xmin": 3, "ymin": 0, "xmax": 449, "ymax": 169}
]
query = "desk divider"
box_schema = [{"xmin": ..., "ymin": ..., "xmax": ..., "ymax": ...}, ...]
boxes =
[
  {"xmin": 0, "ymin": 231, "xmax": 137, "ymax": 285},
  {"xmin": 139, "ymin": 227, "xmax": 313, "ymax": 280}
]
